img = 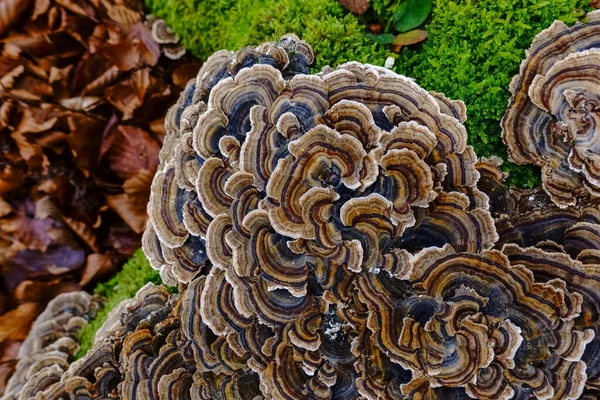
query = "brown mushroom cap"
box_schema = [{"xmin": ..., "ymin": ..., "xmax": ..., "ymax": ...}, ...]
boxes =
[{"xmin": 501, "ymin": 10, "xmax": 600, "ymax": 207}]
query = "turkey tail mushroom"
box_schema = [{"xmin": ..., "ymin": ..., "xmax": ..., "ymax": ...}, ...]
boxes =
[
  {"xmin": 141, "ymin": 34, "xmax": 499, "ymax": 400},
  {"xmin": 18, "ymin": 33, "xmax": 600, "ymax": 400},
  {"xmin": 501, "ymin": 10, "xmax": 600, "ymax": 207}
]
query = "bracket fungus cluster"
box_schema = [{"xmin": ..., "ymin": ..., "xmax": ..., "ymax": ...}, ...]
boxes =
[
  {"xmin": 13, "ymin": 33, "xmax": 600, "ymax": 400},
  {"xmin": 1, "ymin": 292, "xmax": 102, "ymax": 400},
  {"xmin": 502, "ymin": 10, "xmax": 600, "ymax": 208}
]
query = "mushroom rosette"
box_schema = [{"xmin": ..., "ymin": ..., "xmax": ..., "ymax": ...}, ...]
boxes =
[
  {"xmin": 501, "ymin": 10, "xmax": 600, "ymax": 207},
  {"xmin": 8, "ymin": 33, "xmax": 600, "ymax": 400},
  {"xmin": 357, "ymin": 244, "xmax": 593, "ymax": 399},
  {"xmin": 143, "ymin": 33, "xmax": 492, "ymax": 286},
  {"xmin": 142, "ymin": 34, "xmax": 500, "ymax": 399},
  {"xmin": 1, "ymin": 292, "xmax": 102, "ymax": 400},
  {"xmin": 477, "ymin": 158, "xmax": 600, "ymax": 399}
]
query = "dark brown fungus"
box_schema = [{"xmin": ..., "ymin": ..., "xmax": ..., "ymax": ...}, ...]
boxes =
[
  {"xmin": 140, "ymin": 34, "xmax": 499, "ymax": 399},
  {"xmin": 16, "ymin": 33, "xmax": 600, "ymax": 400},
  {"xmin": 502, "ymin": 10, "xmax": 600, "ymax": 207}
]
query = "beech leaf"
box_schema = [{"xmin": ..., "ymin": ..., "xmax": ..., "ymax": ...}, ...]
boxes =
[
  {"xmin": 392, "ymin": 29, "xmax": 428, "ymax": 46},
  {"xmin": 79, "ymin": 253, "xmax": 114, "ymax": 286},
  {"xmin": 0, "ymin": 0, "xmax": 32, "ymax": 36},
  {"xmin": 394, "ymin": 0, "xmax": 432, "ymax": 33},
  {"xmin": 0, "ymin": 303, "xmax": 42, "ymax": 343}
]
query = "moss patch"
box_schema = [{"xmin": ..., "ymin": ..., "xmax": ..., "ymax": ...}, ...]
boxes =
[
  {"xmin": 145, "ymin": 0, "xmax": 394, "ymax": 72},
  {"xmin": 75, "ymin": 249, "xmax": 166, "ymax": 359},
  {"xmin": 394, "ymin": 0, "xmax": 591, "ymax": 187},
  {"xmin": 147, "ymin": 0, "xmax": 591, "ymax": 188}
]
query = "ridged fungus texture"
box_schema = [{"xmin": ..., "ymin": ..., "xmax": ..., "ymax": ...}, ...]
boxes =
[
  {"xmin": 502, "ymin": 10, "xmax": 600, "ymax": 208},
  {"xmin": 145, "ymin": 15, "xmax": 186, "ymax": 60},
  {"xmin": 1, "ymin": 292, "xmax": 102, "ymax": 400},
  {"xmin": 14, "ymin": 34, "xmax": 600, "ymax": 400}
]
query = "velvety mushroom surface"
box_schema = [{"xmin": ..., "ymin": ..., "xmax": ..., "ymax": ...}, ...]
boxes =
[
  {"xmin": 501, "ymin": 10, "xmax": 600, "ymax": 208},
  {"xmin": 14, "ymin": 34, "xmax": 600, "ymax": 400}
]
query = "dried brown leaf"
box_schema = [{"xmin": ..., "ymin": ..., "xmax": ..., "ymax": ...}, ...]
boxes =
[
  {"xmin": 106, "ymin": 192, "xmax": 148, "ymax": 233},
  {"xmin": 0, "ymin": 303, "xmax": 42, "ymax": 343},
  {"xmin": 99, "ymin": 41, "xmax": 142, "ymax": 71},
  {"xmin": 31, "ymin": 0, "xmax": 50, "ymax": 19},
  {"xmin": 14, "ymin": 279, "xmax": 80, "ymax": 302},
  {"xmin": 0, "ymin": 65, "xmax": 24, "ymax": 90},
  {"xmin": 61, "ymin": 215, "xmax": 100, "ymax": 252},
  {"xmin": 124, "ymin": 22, "xmax": 160, "ymax": 66},
  {"xmin": 59, "ymin": 96, "xmax": 103, "ymax": 111},
  {"xmin": 0, "ymin": 0, "xmax": 33, "ymax": 36},
  {"xmin": 336, "ymin": 0, "xmax": 368, "ymax": 14},
  {"xmin": 83, "ymin": 65, "xmax": 120, "ymax": 93},
  {"xmin": 0, "ymin": 201, "xmax": 54, "ymax": 251},
  {"xmin": 107, "ymin": 4, "xmax": 142, "ymax": 25},
  {"xmin": 106, "ymin": 125, "xmax": 160, "ymax": 179},
  {"xmin": 79, "ymin": 253, "xmax": 115, "ymax": 286},
  {"xmin": 54, "ymin": 0, "xmax": 92, "ymax": 17}
]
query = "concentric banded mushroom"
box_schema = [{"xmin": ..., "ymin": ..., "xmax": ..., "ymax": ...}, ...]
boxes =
[
  {"xmin": 143, "ymin": 34, "xmax": 491, "ymax": 285},
  {"xmin": 1, "ymin": 292, "xmax": 102, "ymax": 400},
  {"xmin": 141, "ymin": 34, "xmax": 499, "ymax": 399},
  {"xmin": 145, "ymin": 14, "xmax": 186, "ymax": 60},
  {"xmin": 501, "ymin": 10, "xmax": 600, "ymax": 207},
  {"xmin": 17, "ymin": 33, "xmax": 600, "ymax": 400},
  {"xmin": 357, "ymin": 244, "xmax": 594, "ymax": 399}
]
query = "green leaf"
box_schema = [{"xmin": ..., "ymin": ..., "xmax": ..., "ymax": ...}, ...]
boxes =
[
  {"xmin": 394, "ymin": 0, "xmax": 432, "ymax": 33},
  {"xmin": 392, "ymin": 1, "xmax": 408, "ymax": 23},
  {"xmin": 392, "ymin": 29, "xmax": 428, "ymax": 46},
  {"xmin": 366, "ymin": 33, "xmax": 396, "ymax": 44}
]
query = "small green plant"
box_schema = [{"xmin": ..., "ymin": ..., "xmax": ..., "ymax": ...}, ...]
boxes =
[{"xmin": 367, "ymin": 0, "xmax": 432, "ymax": 50}]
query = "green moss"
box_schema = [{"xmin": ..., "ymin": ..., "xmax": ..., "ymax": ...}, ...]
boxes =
[
  {"xmin": 145, "ymin": 0, "xmax": 394, "ymax": 73},
  {"xmin": 75, "ymin": 249, "xmax": 167, "ymax": 359},
  {"xmin": 393, "ymin": 0, "xmax": 590, "ymax": 187},
  {"xmin": 147, "ymin": 0, "xmax": 592, "ymax": 188}
]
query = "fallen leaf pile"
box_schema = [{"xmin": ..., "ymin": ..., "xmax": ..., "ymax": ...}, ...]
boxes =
[{"xmin": 0, "ymin": 0, "xmax": 200, "ymax": 393}]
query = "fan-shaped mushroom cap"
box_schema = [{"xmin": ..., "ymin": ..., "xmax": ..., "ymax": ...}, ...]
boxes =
[
  {"xmin": 140, "ymin": 34, "xmax": 499, "ymax": 400},
  {"xmin": 31, "ymin": 34, "xmax": 600, "ymax": 400},
  {"xmin": 502, "ymin": 10, "xmax": 600, "ymax": 207},
  {"xmin": 145, "ymin": 14, "xmax": 187, "ymax": 60},
  {"xmin": 1, "ymin": 292, "xmax": 102, "ymax": 400}
]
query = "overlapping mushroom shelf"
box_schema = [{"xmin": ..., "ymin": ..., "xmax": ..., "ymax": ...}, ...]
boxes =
[
  {"xmin": 12, "ymin": 34, "xmax": 600, "ymax": 400},
  {"xmin": 502, "ymin": 10, "xmax": 600, "ymax": 208},
  {"xmin": 1, "ymin": 292, "xmax": 102, "ymax": 400}
]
